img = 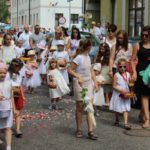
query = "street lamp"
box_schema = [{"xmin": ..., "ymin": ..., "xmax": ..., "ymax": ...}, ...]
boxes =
[{"xmin": 67, "ymin": 0, "xmax": 73, "ymax": 30}]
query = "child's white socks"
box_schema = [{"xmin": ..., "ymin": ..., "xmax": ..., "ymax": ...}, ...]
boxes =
[{"xmin": 6, "ymin": 146, "xmax": 11, "ymax": 150}]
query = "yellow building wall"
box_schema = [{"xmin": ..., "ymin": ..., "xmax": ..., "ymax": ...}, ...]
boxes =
[{"xmin": 100, "ymin": 0, "xmax": 111, "ymax": 24}]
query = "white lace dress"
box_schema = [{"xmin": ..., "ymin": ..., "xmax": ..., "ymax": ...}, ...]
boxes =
[
  {"xmin": 109, "ymin": 72, "xmax": 131, "ymax": 113},
  {"xmin": 47, "ymin": 69, "xmax": 70, "ymax": 99}
]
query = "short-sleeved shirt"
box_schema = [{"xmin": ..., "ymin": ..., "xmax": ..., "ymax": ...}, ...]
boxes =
[
  {"xmin": 19, "ymin": 31, "xmax": 32, "ymax": 49},
  {"xmin": 73, "ymin": 54, "xmax": 91, "ymax": 78},
  {"xmin": 29, "ymin": 32, "xmax": 44, "ymax": 47}
]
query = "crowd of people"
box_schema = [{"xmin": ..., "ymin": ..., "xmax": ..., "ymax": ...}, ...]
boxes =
[{"xmin": 0, "ymin": 22, "xmax": 150, "ymax": 150}]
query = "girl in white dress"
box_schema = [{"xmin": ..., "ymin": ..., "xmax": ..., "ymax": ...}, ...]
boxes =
[
  {"xmin": 47, "ymin": 58, "xmax": 70, "ymax": 110},
  {"xmin": 109, "ymin": 58, "xmax": 132, "ymax": 130},
  {"xmin": 53, "ymin": 40, "xmax": 70, "ymax": 84},
  {"xmin": 7, "ymin": 59, "xmax": 25, "ymax": 138},
  {"xmin": 15, "ymin": 40, "xmax": 25, "ymax": 58},
  {"xmin": 93, "ymin": 63, "xmax": 105, "ymax": 116},
  {"xmin": 0, "ymin": 62, "xmax": 18, "ymax": 150},
  {"xmin": 38, "ymin": 47, "xmax": 48, "ymax": 84},
  {"xmin": 24, "ymin": 50, "xmax": 41, "ymax": 94}
]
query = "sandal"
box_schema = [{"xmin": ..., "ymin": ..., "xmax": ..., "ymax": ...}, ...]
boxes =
[
  {"xmin": 15, "ymin": 131, "xmax": 23, "ymax": 138},
  {"xmin": 142, "ymin": 119, "xmax": 150, "ymax": 129},
  {"xmin": 76, "ymin": 130, "xmax": 83, "ymax": 138},
  {"xmin": 124, "ymin": 124, "xmax": 131, "ymax": 130},
  {"xmin": 88, "ymin": 131, "xmax": 98, "ymax": 140}
]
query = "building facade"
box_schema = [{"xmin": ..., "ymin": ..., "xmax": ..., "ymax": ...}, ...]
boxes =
[
  {"xmin": 85, "ymin": 0, "xmax": 150, "ymax": 37},
  {"xmin": 11, "ymin": 0, "xmax": 83, "ymax": 30},
  {"xmin": 100, "ymin": 0, "xmax": 149, "ymax": 37}
]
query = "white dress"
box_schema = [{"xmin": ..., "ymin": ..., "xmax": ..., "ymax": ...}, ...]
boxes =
[
  {"xmin": 53, "ymin": 50, "xmax": 70, "ymax": 84},
  {"xmin": 0, "ymin": 80, "xmax": 13, "ymax": 129},
  {"xmin": 93, "ymin": 75, "xmax": 105, "ymax": 106},
  {"xmin": 0, "ymin": 45, "xmax": 16, "ymax": 64},
  {"xmin": 38, "ymin": 50, "xmax": 47, "ymax": 75},
  {"xmin": 47, "ymin": 69, "xmax": 70, "ymax": 99},
  {"xmin": 24, "ymin": 61, "xmax": 41, "ymax": 88},
  {"xmin": 109, "ymin": 72, "xmax": 131, "ymax": 113}
]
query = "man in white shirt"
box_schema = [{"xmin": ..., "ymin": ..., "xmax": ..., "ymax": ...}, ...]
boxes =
[{"xmin": 19, "ymin": 24, "xmax": 32, "ymax": 50}]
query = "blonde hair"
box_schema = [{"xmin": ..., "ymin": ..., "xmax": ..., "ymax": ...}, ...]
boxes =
[{"xmin": 48, "ymin": 58, "xmax": 58, "ymax": 70}]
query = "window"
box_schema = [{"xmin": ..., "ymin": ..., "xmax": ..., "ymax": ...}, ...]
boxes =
[
  {"xmin": 128, "ymin": 0, "xmax": 144, "ymax": 37},
  {"xmin": 71, "ymin": 14, "xmax": 79, "ymax": 24},
  {"xmin": 55, "ymin": 13, "xmax": 63, "ymax": 26}
]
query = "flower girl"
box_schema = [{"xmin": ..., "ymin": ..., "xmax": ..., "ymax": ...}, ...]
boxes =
[
  {"xmin": 24, "ymin": 50, "xmax": 41, "ymax": 94},
  {"xmin": 0, "ymin": 61, "xmax": 17, "ymax": 150},
  {"xmin": 93, "ymin": 63, "xmax": 105, "ymax": 116},
  {"xmin": 47, "ymin": 58, "xmax": 70, "ymax": 110}
]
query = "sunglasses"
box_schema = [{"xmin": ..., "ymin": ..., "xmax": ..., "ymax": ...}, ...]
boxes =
[
  {"xmin": 142, "ymin": 34, "xmax": 149, "ymax": 38},
  {"xmin": 118, "ymin": 65, "xmax": 126, "ymax": 69}
]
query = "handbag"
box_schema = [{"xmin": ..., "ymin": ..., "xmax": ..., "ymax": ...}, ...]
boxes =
[
  {"xmin": 119, "ymin": 73, "xmax": 135, "ymax": 100},
  {"xmin": 119, "ymin": 91, "xmax": 135, "ymax": 100},
  {"xmin": 0, "ymin": 110, "xmax": 11, "ymax": 119},
  {"xmin": 48, "ymin": 75, "xmax": 57, "ymax": 89},
  {"xmin": 14, "ymin": 96, "xmax": 24, "ymax": 110}
]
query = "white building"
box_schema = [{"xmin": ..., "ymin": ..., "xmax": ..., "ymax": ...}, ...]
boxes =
[{"xmin": 11, "ymin": 0, "xmax": 83, "ymax": 30}]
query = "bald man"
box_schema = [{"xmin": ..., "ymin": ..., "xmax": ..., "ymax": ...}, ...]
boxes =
[{"xmin": 19, "ymin": 24, "xmax": 32, "ymax": 49}]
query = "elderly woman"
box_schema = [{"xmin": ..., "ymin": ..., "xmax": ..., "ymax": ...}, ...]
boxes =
[{"xmin": 131, "ymin": 26, "xmax": 150, "ymax": 128}]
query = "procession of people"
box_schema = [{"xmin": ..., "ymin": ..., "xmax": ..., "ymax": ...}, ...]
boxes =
[{"xmin": 0, "ymin": 22, "xmax": 150, "ymax": 150}]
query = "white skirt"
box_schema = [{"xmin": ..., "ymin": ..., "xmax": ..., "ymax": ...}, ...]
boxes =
[
  {"xmin": 0, "ymin": 109, "xmax": 13, "ymax": 129},
  {"xmin": 24, "ymin": 69, "xmax": 41, "ymax": 88},
  {"xmin": 93, "ymin": 87, "xmax": 105, "ymax": 106},
  {"xmin": 38, "ymin": 60, "xmax": 47, "ymax": 75},
  {"xmin": 109, "ymin": 91, "xmax": 131, "ymax": 113}
]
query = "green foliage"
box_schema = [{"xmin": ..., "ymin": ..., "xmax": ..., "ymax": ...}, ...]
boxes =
[
  {"xmin": 80, "ymin": 88, "xmax": 88, "ymax": 108},
  {"xmin": 0, "ymin": 0, "xmax": 10, "ymax": 23}
]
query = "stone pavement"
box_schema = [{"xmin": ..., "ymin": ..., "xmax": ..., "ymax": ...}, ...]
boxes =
[{"xmin": 0, "ymin": 85, "xmax": 150, "ymax": 150}]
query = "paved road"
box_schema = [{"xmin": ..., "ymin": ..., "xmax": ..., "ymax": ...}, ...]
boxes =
[{"xmin": 0, "ymin": 85, "xmax": 150, "ymax": 150}]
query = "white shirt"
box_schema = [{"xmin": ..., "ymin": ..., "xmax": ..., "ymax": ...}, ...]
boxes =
[{"xmin": 19, "ymin": 31, "xmax": 32, "ymax": 49}]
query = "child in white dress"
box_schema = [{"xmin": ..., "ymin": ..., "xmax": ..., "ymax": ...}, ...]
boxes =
[
  {"xmin": 7, "ymin": 59, "xmax": 25, "ymax": 138},
  {"xmin": 52, "ymin": 40, "xmax": 70, "ymax": 85},
  {"xmin": 24, "ymin": 50, "xmax": 41, "ymax": 94},
  {"xmin": 93, "ymin": 63, "xmax": 105, "ymax": 116},
  {"xmin": 38, "ymin": 47, "xmax": 48, "ymax": 84},
  {"xmin": 15, "ymin": 40, "xmax": 25, "ymax": 58},
  {"xmin": 0, "ymin": 62, "xmax": 18, "ymax": 150},
  {"xmin": 109, "ymin": 58, "xmax": 132, "ymax": 130},
  {"xmin": 47, "ymin": 58, "xmax": 70, "ymax": 110}
]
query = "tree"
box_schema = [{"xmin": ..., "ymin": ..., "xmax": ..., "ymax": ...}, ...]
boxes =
[{"xmin": 0, "ymin": 0, "xmax": 10, "ymax": 23}]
